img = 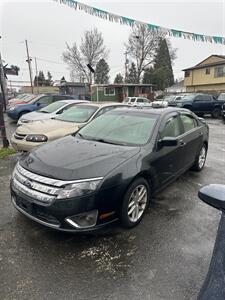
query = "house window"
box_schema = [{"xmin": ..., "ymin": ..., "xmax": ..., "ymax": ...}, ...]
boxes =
[
  {"xmin": 185, "ymin": 70, "xmax": 190, "ymax": 77},
  {"xmin": 104, "ymin": 87, "xmax": 115, "ymax": 96},
  {"xmin": 214, "ymin": 66, "xmax": 225, "ymax": 78},
  {"xmin": 205, "ymin": 68, "xmax": 210, "ymax": 75}
]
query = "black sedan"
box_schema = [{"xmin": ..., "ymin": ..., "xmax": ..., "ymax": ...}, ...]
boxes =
[{"xmin": 11, "ymin": 107, "xmax": 209, "ymax": 232}]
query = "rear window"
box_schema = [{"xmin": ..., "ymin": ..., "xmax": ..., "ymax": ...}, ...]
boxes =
[
  {"xmin": 55, "ymin": 105, "xmax": 98, "ymax": 123},
  {"xmin": 39, "ymin": 101, "xmax": 66, "ymax": 113},
  {"xmin": 218, "ymin": 93, "xmax": 225, "ymax": 101}
]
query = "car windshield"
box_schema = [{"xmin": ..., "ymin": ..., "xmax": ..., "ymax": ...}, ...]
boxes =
[
  {"xmin": 218, "ymin": 93, "xmax": 225, "ymax": 101},
  {"xmin": 55, "ymin": 105, "xmax": 98, "ymax": 123},
  {"xmin": 124, "ymin": 98, "xmax": 130, "ymax": 103},
  {"xmin": 19, "ymin": 95, "xmax": 36, "ymax": 102},
  {"xmin": 181, "ymin": 94, "xmax": 196, "ymax": 101},
  {"xmin": 39, "ymin": 101, "xmax": 66, "ymax": 113},
  {"xmin": 164, "ymin": 96, "xmax": 175, "ymax": 102},
  {"xmin": 78, "ymin": 111, "xmax": 158, "ymax": 146}
]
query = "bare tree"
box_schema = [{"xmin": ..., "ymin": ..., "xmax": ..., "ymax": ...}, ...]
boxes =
[
  {"xmin": 63, "ymin": 28, "xmax": 108, "ymax": 84},
  {"xmin": 126, "ymin": 25, "xmax": 162, "ymax": 82}
]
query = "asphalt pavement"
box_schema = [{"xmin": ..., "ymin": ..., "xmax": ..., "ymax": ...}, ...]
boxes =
[{"xmin": 0, "ymin": 116, "xmax": 224, "ymax": 300}]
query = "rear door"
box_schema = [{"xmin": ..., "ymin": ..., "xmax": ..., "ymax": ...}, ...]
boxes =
[{"xmin": 179, "ymin": 113, "xmax": 203, "ymax": 168}]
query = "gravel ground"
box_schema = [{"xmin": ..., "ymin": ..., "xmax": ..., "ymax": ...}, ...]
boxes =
[{"xmin": 0, "ymin": 116, "xmax": 224, "ymax": 300}]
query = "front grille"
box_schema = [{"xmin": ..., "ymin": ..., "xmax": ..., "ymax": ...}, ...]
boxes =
[
  {"xmin": 14, "ymin": 132, "xmax": 27, "ymax": 140},
  {"xmin": 12, "ymin": 163, "xmax": 64, "ymax": 204}
]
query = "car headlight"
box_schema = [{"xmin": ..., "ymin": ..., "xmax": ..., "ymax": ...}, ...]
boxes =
[
  {"xmin": 57, "ymin": 179, "xmax": 102, "ymax": 199},
  {"xmin": 26, "ymin": 134, "xmax": 48, "ymax": 142},
  {"xmin": 9, "ymin": 106, "xmax": 15, "ymax": 111},
  {"xmin": 176, "ymin": 102, "xmax": 183, "ymax": 107}
]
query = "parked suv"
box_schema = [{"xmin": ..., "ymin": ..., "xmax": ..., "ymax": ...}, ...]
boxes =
[
  {"xmin": 123, "ymin": 97, "xmax": 151, "ymax": 106},
  {"xmin": 7, "ymin": 94, "xmax": 75, "ymax": 120},
  {"xmin": 170, "ymin": 93, "xmax": 223, "ymax": 118}
]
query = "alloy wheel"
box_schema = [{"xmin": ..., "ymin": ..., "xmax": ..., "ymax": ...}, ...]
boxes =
[
  {"xmin": 127, "ymin": 185, "xmax": 148, "ymax": 223},
  {"xmin": 198, "ymin": 146, "xmax": 206, "ymax": 169}
]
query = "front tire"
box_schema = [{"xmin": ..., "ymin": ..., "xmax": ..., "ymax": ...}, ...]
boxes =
[
  {"xmin": 191, "ymin": 144, "xmax": 207, "ymax": 172},
  {"xmin": 120, "ymin": 177, "xmax": 150, "ymax": 228}
]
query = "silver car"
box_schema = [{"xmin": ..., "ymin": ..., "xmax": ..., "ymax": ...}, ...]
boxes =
[{"xmin": 17, "ymin": 99, "xmax": 88, "ymax": 125}]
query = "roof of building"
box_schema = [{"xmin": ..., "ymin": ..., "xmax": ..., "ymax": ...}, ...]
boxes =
[
  {"xmin": 60, "ymin": 82, "xmax": 88, "ymax": 87},
  {"xmin": 183, "ymin": 55, "xmax": 225, "ymax": 71},
  {"xmin": 167, "ymin": 80, "xmax": 184, "ymax": 89}
]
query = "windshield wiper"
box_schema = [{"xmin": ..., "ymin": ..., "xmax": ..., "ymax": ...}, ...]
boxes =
[
  {"xmin": 77, "ymin": 132, "xmax": 85, "ymax": 139},
  {"xmin": 91, "ymin": 138, "xmax": 126, "ymax": 146}
]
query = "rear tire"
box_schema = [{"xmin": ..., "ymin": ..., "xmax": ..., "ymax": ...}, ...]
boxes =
[
  {"xmin": 211, "ymin": 109, "xmax": 221, "ymax": 119},
  {"xmin": 191, "ymin": 144, "xmax": 207, "ymax": 172},
  {"xmin": 120, "ymin": 177, "xmax": 150, "ymax": 228}
]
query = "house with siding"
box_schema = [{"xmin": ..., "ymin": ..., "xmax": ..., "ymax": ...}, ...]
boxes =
[
  {"xmin": 91, "ymin": 83, "xmax": 154, "ymax": 102},
  {"xmin": 183, "ymin": 55, "xmax": 225, "ymax": 93}
]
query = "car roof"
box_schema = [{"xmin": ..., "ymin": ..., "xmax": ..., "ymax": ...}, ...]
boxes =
[
  {"xmin": 110, "ymin": 106, "xmax": 190, "ymax": 116},
  {"xmin": 75, "ymin": 102, "xmax": 129, "ymax": 108},
  {"xmin": 56, "ymin": 99, "xmax": 89, "ymax": 104}
]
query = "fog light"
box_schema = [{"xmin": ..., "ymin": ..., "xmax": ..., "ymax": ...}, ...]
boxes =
[{"xmin": 65, "ymin": 210, "xmax": 98, "ymax": 229}]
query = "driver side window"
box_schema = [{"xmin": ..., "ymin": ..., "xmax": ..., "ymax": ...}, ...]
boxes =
[
  {"xmin": 36, "ymin": 96, "xmax": 52, "ymax": 106},
  {"xmin": 161, "ymin": 115, "xmax": 182, "ymax": 138}
]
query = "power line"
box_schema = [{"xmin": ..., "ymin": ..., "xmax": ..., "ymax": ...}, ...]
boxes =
[{"xmin": 35, "ymin": 57, "xmax": 64, "ymax": 65}]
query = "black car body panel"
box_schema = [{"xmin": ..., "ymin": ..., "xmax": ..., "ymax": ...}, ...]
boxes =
[
  {"xmin": 19, "ymin": 136, "xmax": 140, "ymax": 180},
  {"xmin": 11, "ymin": 107, "xmax": 209, "ymax": 232}
]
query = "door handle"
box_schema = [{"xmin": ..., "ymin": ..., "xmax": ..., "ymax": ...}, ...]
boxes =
[{"xmin": 179, "ymin": 140, "xmax": 186, "ymax": 147}]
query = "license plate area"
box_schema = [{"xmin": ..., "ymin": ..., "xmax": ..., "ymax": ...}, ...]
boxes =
[{"xmin": 15, "ymin": 196, "xmax": 34, "ymax": 214}]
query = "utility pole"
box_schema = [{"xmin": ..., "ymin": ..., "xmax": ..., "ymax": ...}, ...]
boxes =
[
  {"xmin": 25, "ymin": 40, "xmax": 33, "ymax": 93},
  {"xmin": 124, "ymin": 51, "xmax": 129, "ymax": 82},
  {"xmin": 0, "ymin": 45, "xmax": 9, "ymax": 148},
  {"xmin": 34, "ymin": 57, "xmax": 39, "ymax": 94}
]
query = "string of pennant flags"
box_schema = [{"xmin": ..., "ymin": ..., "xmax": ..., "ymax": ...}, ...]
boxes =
[{"xmin": 54, "ymin": 0, "xmax": 225, "ymax": 45}]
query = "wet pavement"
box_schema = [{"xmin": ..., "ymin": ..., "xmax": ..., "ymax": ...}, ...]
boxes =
[{"xmin": 0, "ymin": 117, "xmax": 224, "ymax": 300}]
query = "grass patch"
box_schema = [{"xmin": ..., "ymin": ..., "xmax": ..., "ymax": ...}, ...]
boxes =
[{"xmin": 0, "ymin": 147, "xmax": 17, "ymax": 159}]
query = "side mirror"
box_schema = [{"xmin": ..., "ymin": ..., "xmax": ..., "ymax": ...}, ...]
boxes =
[
  {"xmin": 198, "ymin": 117, "xmax": 206, "ymax": 124},
  {"xmin": 198, "ymin": 184, "xmax": 225, "ymax": 212},
  {"xmin": 158, "ymin": 137, "xmax": 178, "ymax": 148}
]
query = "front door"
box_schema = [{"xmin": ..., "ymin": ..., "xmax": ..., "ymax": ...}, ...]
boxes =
[{"xmin": 151, "ymin": 113, "xmax": 184, "ymax": 186}]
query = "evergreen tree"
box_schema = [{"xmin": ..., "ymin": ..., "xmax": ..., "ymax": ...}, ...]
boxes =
[
  {"xmin": 126, "ymin": 62, "xmax": 138, "ymax": 83},
  {"xmin": 46, "ymin": 71, "xmax": 53, "ymax": 86},
  {"xmin": 38, "ymin": 71, "xmax": 46, "ymax": 86},
  {"xmin": 94, "ymin": 59, "xmax": 110, "ymax": 84},
  {"xmin": 114, "ymin": 73, "xmax": 123, "ymax": 83},
  {"xmin": 142, "ymin": 67, "xmax": 155, "ymax": 84},
  {"xmin": 153, "ymin": 38, "xmax": 174, "ymax": 90}
]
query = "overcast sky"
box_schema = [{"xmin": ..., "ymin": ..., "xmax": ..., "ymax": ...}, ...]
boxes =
[{"xmin": 0, "ymin": 0, "xmax": 225, "ymax": 88}]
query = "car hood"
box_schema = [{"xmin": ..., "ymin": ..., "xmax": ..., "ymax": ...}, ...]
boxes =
[
  {"xmin": 19, "ymin": 135, "xmax": 140, "ymax": 180},
  {"xmin": 20, "ymin": 111, "xmax": 54, "ymax": 122},
  {"xmin": 16, "ymin": 119, "xmax": 82, "ymax": 139}
]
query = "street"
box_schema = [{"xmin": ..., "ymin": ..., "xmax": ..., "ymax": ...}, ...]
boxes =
[{"xmin": 0, "ymin": 117, "xmax": 224, "ymax": 300}]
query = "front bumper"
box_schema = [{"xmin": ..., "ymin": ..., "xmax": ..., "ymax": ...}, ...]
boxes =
[
  {"xmin": 7, "ymin": 110, "xmax": 19, "ymax": 120},
  {"xmin": 11, "ymin": 186, "xmax": 117, "ymax": 232},
  {"xmin": 11, "ymin": 135, "xmax": 46, "ymax": 151}
]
